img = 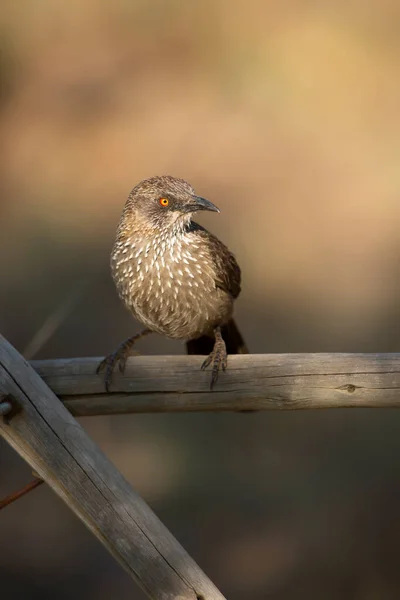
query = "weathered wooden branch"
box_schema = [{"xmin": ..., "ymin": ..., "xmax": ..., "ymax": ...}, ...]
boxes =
[
  {"xmin": 3, "ymin": 338, "xmax": 399, "ymax": 596},
  {"xmin": 0, "ymin": 336, "xmax": 226, "ymax": 600},
  {"xmin": 31, "ymin": 353, "xmax": 400, "ymax": 416}
]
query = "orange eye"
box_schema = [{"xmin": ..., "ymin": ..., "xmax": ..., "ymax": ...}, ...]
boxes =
[{"xmin": 159, "ymin": 198, "xmax": 169, "ymax": 207}]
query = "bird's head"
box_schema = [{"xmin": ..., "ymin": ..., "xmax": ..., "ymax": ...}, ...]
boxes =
[{"xmin": 122, "ymin": 175, "xmax": 219, "ymax": 235}]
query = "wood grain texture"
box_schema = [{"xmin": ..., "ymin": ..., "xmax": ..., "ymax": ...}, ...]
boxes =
[
  {"xmin": 31, "ymin": 353, "xmax": 400, "ymax": 416},
  {"xmin": 0, "ymin": 336, "xmax": 225, "ymax": 600}
]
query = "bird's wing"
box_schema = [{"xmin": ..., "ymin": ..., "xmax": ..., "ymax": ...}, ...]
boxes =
[
  {"xmin": 213, "ymin": 242, "xmax": 241, "ymax": 298},
  {"xmin": 193, "ymin": 226, "xmax": 241, "ymax": 299}
]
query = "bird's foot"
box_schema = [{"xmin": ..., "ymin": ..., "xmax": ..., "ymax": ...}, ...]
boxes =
[
  {"xmin": 201, "ymin": 327, "xmax": 227, "ymax": 389},
  {"xmin": 97, "ymin": 329, "xmax": 152, "ymax": 392},
  {"xmin": 96, "ymin": 346, "xmax": 132, "ymax": 392}
]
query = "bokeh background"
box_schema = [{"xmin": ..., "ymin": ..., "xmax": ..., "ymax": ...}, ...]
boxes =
[{"xmin": 2, "ymin": 1, "xmax": 400, "ymax": 598}]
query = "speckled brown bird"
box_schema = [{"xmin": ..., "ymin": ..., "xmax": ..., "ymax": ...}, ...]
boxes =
[{"xmin": 98, "ymin": 175, "xmax": 247, "ymax": 390}]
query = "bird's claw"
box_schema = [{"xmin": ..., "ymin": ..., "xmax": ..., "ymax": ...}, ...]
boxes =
[
  {"xmin": 97, "ymin": 331, "xmax": 152, "ymax": 392},
  {"xmin": 201, "ymin": 335, "xmax": 227, "ymax": 390},
  {"xmin": 201, "ymin": 355, "xmax": 212, "ymax": 370},
  {"xmin": 118, "ymin": 355, "xmax": 128, "ymax": 374},
  {"xmin": 97, "ymin": 350, "xmax": 129, "ymax": 392}
]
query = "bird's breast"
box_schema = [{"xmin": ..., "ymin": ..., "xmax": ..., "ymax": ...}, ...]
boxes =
[{"xmin": 111, "ymin": 232, "xmax": 233, "ymax": 339}]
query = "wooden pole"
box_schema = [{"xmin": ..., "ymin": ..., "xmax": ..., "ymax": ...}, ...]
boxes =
[
  {"xmin": 0, "ymin": 335, "xmax": 226, "ymax": 600},
  {"xmin": 31, "ymin": 353, "xmax": 400, "ymax": 416}
]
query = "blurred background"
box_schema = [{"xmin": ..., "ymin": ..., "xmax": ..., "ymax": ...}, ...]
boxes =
[{"xmin": 1, "ymin": 1, "xmax": 400, "ymax": 598}]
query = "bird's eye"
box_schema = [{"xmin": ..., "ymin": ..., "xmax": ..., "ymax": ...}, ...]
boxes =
[{"xmin": 159, "ymin": 198, "xmax": 169, "ymax": 207}]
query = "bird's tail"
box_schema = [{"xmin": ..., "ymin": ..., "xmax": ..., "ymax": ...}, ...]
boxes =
[{"xmin": 186, "ymin": 318, "xmax": 248, "ymax": 355}]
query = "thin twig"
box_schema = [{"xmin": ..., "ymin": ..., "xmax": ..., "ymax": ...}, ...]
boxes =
[
  {"xmin": 0, "ymin": 477, "xmax": 44, "ymax": 511},
  {"xmin": 23, "ymin": 279, "xmax": 89, "ymax": 360},
  {"xmin": 6, "ymin": 280, "xmax": 91, "ymax": 509}
]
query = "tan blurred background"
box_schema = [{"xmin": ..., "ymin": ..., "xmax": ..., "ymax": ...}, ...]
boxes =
[{"xmin": 2, "ymin": 1, "xmax": 400, "ymax": 599}]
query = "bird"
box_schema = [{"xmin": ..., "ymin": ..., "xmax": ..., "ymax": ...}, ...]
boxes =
[{"xmin": 97, "ymin": 175, "xmax": 247, "ymax": 390}]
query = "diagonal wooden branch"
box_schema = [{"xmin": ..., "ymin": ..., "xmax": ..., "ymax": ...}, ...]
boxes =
[
  {"xmin": 0, "ymin": 335, "xmax": 226, "ymax": 600},
  {"xmin": 31, "ymin": 353, "xmax": 400, "ymax": 416}
]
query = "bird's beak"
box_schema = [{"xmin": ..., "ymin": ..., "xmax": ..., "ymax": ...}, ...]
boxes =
[{"xmin": 186, "ymin": 195, "xmax": 220, "ymax": 214}]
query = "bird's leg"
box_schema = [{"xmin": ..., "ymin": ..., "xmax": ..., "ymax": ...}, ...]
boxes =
[
  {"xmin": 97, "ymin": 329, "xmax": 153, "ymax": 392},
  {"xmin": 201, "ymin": 326, "xmax": 227, "ymax": 389}
]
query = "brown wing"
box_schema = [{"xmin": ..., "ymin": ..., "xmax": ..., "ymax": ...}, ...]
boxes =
[
  {"xmin": 193, "ymin": 224, "xmax": 241, "ymax": 299},
  {"xmin": 212, "ymin": 242, "xmax": 241, "ymax": 298}
]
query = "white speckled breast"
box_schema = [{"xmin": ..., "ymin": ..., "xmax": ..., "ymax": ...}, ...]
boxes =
[{"xmin": 111, "ymin": 228, "xmax": 233, "ymax": 339}]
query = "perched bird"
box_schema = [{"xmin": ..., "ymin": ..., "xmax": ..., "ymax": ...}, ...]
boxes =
[{"xmin": 98, "ymin": 175, "xmax": 247, "ymax": 390}]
